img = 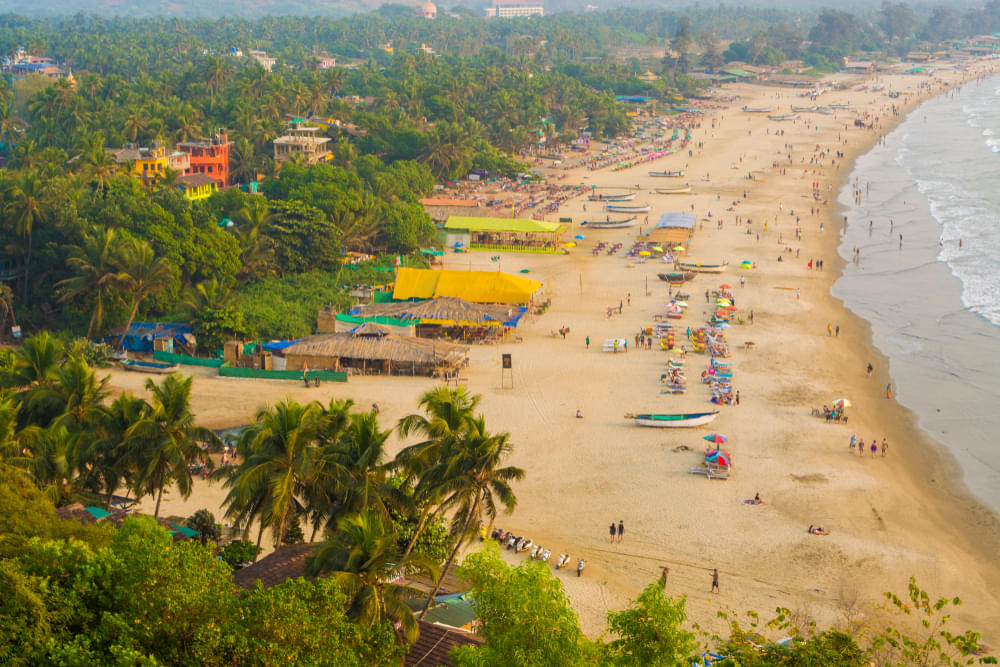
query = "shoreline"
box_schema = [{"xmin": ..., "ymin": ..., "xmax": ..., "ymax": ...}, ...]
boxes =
[{"xmin": 110, "ymin": 60, "xmax": 1000, "ymax": 640}]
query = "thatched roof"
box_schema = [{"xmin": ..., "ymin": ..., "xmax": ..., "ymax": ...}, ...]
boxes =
[
  {"xmin": 282, "ymin": 330, "xmax": 469, "ymax": 366},
  {"xmin": 356, "ymin": 296, "xmax": 515, "ymax": 327}
]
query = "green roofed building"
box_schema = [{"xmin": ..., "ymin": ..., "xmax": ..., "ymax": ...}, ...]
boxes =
[{"xmin": 444, "ymin": 216, "xmax": 567, "ymax": 253}]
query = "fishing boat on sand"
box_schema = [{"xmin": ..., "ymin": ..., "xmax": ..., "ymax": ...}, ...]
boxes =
[
  {"xmin": 658, "ymin": 271, "xmax": 695, "ymax": 284},
  {"xmin": 768, "ymin": 113, "xmax": 799, "ymax": 121},
  {"xmin": 741, "ymin": 106, "xmax": 772, "ymax": 113},
  {"xmin": 676, "ymin": 261, "xmax": 729, "ymax": 273},
  {"xmin": 813, "ymin": 106, "xmax": 833, "ymax": 114},
  {"xmin": 829, "ymin": 103, "xmax": 852, "ymax": 109},
  {"xmin": 606, "ymin": 204, "xmax": 651, "ymax": 213},
  {"xmin": 589, "ymin": 193, "xmax": 635, "ymax": 202},
  {"xmin": 649, "ymin": 170, "xmax": 684, "ymax": 177},
  {"xmin": 625, "ymin": 411, "xmax": 720, "ymax": 428},
  {"xmin": 581, "ymin": 217, "xmax": 637, "ymax": 229},
  {"xmin": 656, "ymin": 186, "xmax": 692, "ymax": 194},
  {"xmin": 120, "ymin": 359, "xmax": 179, "ymax": 374},
  {"xmin": 791, "ymin": 105, "xmax": 813, "ymax": 113}
]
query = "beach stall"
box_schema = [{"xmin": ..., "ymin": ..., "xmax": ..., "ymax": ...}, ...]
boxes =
[
  {"xmin": 444, "ymin": 216, "xmax": 568, "ymax": 253},
  {"xmin": 350, "ymin": 296, "xmax": 527, "ymax": 343},
  {"xmin": 277, "ymin": 323, "xmax": 469, "ymax": 377},
  {"xmin": 648, "ymin": 213, "xmax": 696, "ymax": 250}
]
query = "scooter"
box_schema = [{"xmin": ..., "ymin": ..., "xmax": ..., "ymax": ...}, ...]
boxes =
[
  {"xmin": 577, "ymin": 559, "xmax": 586, "ymax": 577},
  {"xmin": 518, "ymin": 538, "xmax": 533, "ymax": 554},
  {"xmin": 556, "ymin": 553, "xmax": 570, "ymax": 570},
  {"xmin": 507, "ymin": 535, "xmax": 521, "ymax": 550},
  {"xmin": 541, "ymin": 548, "xmax": 551, "ymax": 562},
  {"xmin": 529, "ymin": 545, "xmax": 541, "ymax": 559},
  {"xmin": 499, "ymin": 531, "xmax": 513, "ymax": 544},
  {"xmin": 491, "ymin": 527, "xmax": 504, "ymax": 541}
]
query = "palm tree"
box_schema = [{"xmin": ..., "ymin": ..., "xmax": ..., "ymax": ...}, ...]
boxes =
[
  {"xmin": 5, "ymin": 170, "xmax": 48, "ymax": 300},
  {"xmin": 3, "ymin": 331, "xmax": 62, "ymax": 390},
  {"xmin": 56, "ymin": 227, "xmax": 123, "ymax": 339},
  {"xmin": 0, "ymin": 283, "xmax": 16, "ymax": 333},
  {"xmin": 18, "ymin": 424, "xmax": 78, "ymax": 505},
  {"xmin": 83, "ymin": 392, "xmax": 149, "ymax": 507},
  {"xmin": 114, "ymin": 239, "xmax": 176, "ymax": 349},
  {"xmin": 200, "ymin": 56, "xmax": 232, "ymax": 103},
  {"xmin": 222, "ymin": 400, "xmax": 323, "ymax": 548},
  {"xmin": 231, "ymin": 199, "xmax": 275, "ymax": 279},
  {"xmin": 305, "ymin": 510, "xmax": 437, "ymax": 641},
  {"xmin": 418, "ymin": 416, "xmax": 523, "ymax": 619},
  {"xmin": 396, "ymin": 386, "xmax": 480, "ymax": 557},
  {"xmin": 127, "ymin": 373, "xmax": 218, "ymax": 518}
]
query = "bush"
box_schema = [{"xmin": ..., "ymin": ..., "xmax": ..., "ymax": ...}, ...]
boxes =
[{"xmin": 219, "ymin": 540, "xmax": 260, "ymax": 569}]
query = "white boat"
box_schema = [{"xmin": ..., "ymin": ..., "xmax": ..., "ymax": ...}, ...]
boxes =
[
  {"xmin": 742, "ymin": 106, "xmax": 772, "ymax": 113},
  {"xmin": 589, "ymin": 193, "xmax": 635, "ymax": 202},
  {"xmin": 768, "ymin": 113, "xmax": 799, "ymax": 121},
  {"xmin": 656, "ymin": 186, "xmax": 692, "ymax": 195},
  {"xmin": 649, "ymin": 170, "xmax": 684, "ymax": 178},
  {"xmin": 581, "ymin": 217, "xmax": 637, "ymax": 229},
  {"xmin": 606, "ymin": 204, "xmax": 651, "ymax": 213},
  {"xmin": 676, "ymin": 261, "xmax": 729, "ymax": 273},
  {"xmin": 813, "ymin": 106, "xmax": 833, "ymax": 114},
  {"xmin": 791, "ymin": 105, "xmax": 814, "ymax": 112},
  {"xmin": 625, "ymin": 411, "xmax": 720, "ymax": 428}
]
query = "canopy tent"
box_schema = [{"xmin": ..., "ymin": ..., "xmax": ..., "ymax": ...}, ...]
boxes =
[
  {"xmin": 355, "ymin": 296, "xmax": 526, "ymax": 328},
  {"xmin": 392, "ymin": 267, "xmax": 542, "ymax": 305},
  {"xmin": 445, "ymin": 217, "xmax": 564, "ymax": 234},
  {"xmin": 444, "ymin": 216, "xmax": 567, "ymax": 254},
  {"xmin": 655, "ymin": 213, "xmax": 696, "ymax": 229}
]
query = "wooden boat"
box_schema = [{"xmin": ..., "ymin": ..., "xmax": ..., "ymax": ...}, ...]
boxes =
[
  {"xmin": 658, "ymin": 271, "xmax": 695, "ymax": 284},
  {"xmin": 829, "ymin": 103, "xmax": 852, "ymax": 109},
  {"xmin": 741, "ymin": 106, "xmax": 772, "ymax": 113},
  {"xmin": 676, "ymin": 261, "xmax": 729, "ymax": 273},
  {"xmin": 768, "ymin": 113, "xmax": 799, "ymax": 121},
  {"xmin": 606, "ymin": 204, "xmax": 650, "ymax": 213},
  {"xmin": 588, "ymin": 193, "xmax": 635, "ymax": 202},
  {"xmin": 813, "ymin": 106, "xmax": 833, "ymax": 114},
  {"xmin": 656, "ymin": 186, "xmax": 692, "ymax": 194},
  {"xmin": 120, "ymin": 359, "xmax": 179, "ymax": 374},
  {"xmin": 582, "ymin": 217, "xmax": 637, "ymax": 229},
  {"xmin": 649, "ymin": 170, "xmax": 684, "ymax": 177},
  {"xmin": 625, "ymin": 411, "xmax": 720, "ymax": 428},
  {"xmin": 791, "ymin": 105, "xmax": 813, "ymax": 112}
]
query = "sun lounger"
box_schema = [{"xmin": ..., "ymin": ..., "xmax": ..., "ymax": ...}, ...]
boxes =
[{"xmin": 688, "ymin": 464, "xmax": 730, "ymax": 480}]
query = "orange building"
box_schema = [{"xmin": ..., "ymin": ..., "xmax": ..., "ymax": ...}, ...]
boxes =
[{"xmin": 177, "ymin": 130, "xmax": 232, "ymax": 188}]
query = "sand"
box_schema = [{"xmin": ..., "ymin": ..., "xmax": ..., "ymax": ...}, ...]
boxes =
[{"xmin": 111, "ymin": 61, "xmax": 1000, "ymax": 641}]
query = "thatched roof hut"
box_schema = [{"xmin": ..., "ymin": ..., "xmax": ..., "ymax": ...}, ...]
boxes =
[
  {"xmin": 279, "ymin": 324, "xmax": 469, "ymax": 376},
  {"xmin": 356, "ymin": 296, "xmax": 518, "ymax": 327}
]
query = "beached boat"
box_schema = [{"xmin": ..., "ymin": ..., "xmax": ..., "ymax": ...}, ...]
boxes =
[
  {"xmin": 606, "ymin": 204, "xmax": 651, "ymax": 213},
  {"xmin": 625, "ymin": 411, "xmax": 720, "ymax": 428},
  {"xmin": 581, "ymin": 217, "xmax": 637, "ymax": 229},
  {"xmin": 676, "ymin": 261, "xmax": 729, "ymax": 273},
  {"xmin": 658, "ymin": 271, "xmax": 695, "ymax": 284},
  {"xmin": 649, "ymin": 170, "xmax": 684, "ymax": 177},
  {"xmin": 119, "ymin": 359, "xmax": 179, "ymax": 374},
  {"xmin": 813, "ymin": 106, "xmax": 833, "ymax": 114},
  {"xmin": 829, "ymin": 103, "xmax": 852, "ymax": 109},
  {"xmin": 656, "ymin": 186, "xmax": 692, "ymax": 195},
  {"xmin": 741, "ymin": 106, "xmax": 772, "ymax": 113},
  {"xmin": 791, "ymin": 105, "xmax": 814, "ymax": 112},
  {"xmin": 768, "ymin": 113, "xmax": 799, "ymax": 121},
  {"xmin": 588, "ymin": 193, "xmax": 635, "ymax": 202}
]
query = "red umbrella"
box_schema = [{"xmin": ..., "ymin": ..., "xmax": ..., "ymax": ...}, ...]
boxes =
[
  {"xmin": 719, "ymin": 283, "xmax": 732, "ymax": 289},
  {"xmin": 703, "ymin": 433, "xmax": 727, "ymax": 444}
]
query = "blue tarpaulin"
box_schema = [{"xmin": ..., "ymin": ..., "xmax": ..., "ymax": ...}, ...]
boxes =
[
  {"xmin": 110, "ymin": 323, "xmax": 193, "ymax": 353},
  {"xmin": 655, "ymin": 213, "xmax": 696, "ymax": 229},
  {"xmin": 260, "ymin": 340, "xmax": 301, "ymax": 351}
]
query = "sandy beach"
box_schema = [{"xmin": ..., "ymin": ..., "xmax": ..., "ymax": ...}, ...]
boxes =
[{"xmin": 111, "ymin": 61, "xmax": 1000, "ymax": 639}]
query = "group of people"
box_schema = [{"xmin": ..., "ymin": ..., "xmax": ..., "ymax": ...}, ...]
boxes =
[{"xmin": 849, "ymin": 433, "xmax": 888, "ymax": 457}]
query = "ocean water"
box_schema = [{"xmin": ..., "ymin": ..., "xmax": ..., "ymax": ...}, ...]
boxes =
[{"xmin": 833, "ymin": 76, "xmax": 1000, "ymax": 513}]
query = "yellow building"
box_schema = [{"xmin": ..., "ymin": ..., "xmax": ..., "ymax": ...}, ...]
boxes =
[{"xmin": 176, "ymin": 173, "xmax": 220, "ymax": 201}]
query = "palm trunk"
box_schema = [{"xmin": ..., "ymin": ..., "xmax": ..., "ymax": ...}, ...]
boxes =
[
  {"xmin": 419, "ymin": 494, "xmax": 479, "ymax": 619},
  {"xmin": 153, "ymin": 484, "xmax": 164, "ymax": 518},
  {"xmin": 21, "ymin": 233, "xmax": 32, "ymax": 301},
  {"xmin": 254, "ymin": 519, "xmax": 265, "ymax": 560},
  {"xmin": 118, "ymin": 299, "xmax": 140, "ymax": 349},
  {"xmin": 402, "ymin": 506, "xmax": 436, "ymax": 558}
]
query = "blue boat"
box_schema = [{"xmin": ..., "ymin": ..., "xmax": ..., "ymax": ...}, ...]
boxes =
[{"xmin": 119, "ymin": 359, "xmax": 179, "ymax": 374}]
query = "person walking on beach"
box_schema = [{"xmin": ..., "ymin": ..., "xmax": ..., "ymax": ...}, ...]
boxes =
[
  {"xmin": 585, "ymin": 335, "xmax": 590, "ymax": 350},
  {"xmin": 796, "ymin": 288, "xmax": 800, "ymax": 300},
  {"xmin": 858, "ymin": 439, "xmax": 864, "ymax": 457},
  {"xmin": 871, "ymin": 442, "xmax": 878, "ymax": 457},
  {"xmin": 886, "ymin": 383, "xmax": 892, "ymax": 399},
  {"xmin": 711, "ymin": 568, "xmax": 720, "ymax": 593},
  {"xmin": 867, "ymin": 363, "xmax": 874, "ymax": 377},
  {"xmin": 882, "ymin": 438, "xmax": 888, "ymax": 457},
  {"xmin": 835, "ymin": 325, "xmax": 840, "ymax": 337},
  {"xmin": 735, "ymin": 390, "xmax": 740, "ymax": 406},
  {"xmin": 627, "ymin": 292, "xmax": 631, "ymax": 306},
  {"xmin": 609, "ymin": 523, "xmax": 616, "ymax": 543},
  {"xmin": 617, "ymin": 520, "xmax": 625, "ymax": 543},
  {"xmin": 660, "ymin": 566, "xmax": 670, "ymax": 589},
  {"xmin": 828, "ymin": 323, "xmax": 833, "ymax": 336},
  {"xmin": 850, "ymin": 433, "xmax": 857, "ymax": 450}
]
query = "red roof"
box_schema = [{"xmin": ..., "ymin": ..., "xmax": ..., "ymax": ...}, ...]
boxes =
[{"xmin": 405, "ymin": 621, "xmax": 483, "ymax": 666}]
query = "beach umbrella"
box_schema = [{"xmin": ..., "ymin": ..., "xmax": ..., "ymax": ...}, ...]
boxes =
[
  {"xmin": 716, "ymin": 299, "xmax": 731, "ymax": 306},
  {"xmin": 672, "ymin": 300, "xmax": 688, "ymax": 307},
  {"xmin": 703, "ymin": 433, "xmax": 727, "ymax": 444},
  {"xmin": 673, "ymin": 245, "xmax": 686, "ymax": 251},
  {"xmin": 519, "ymin": 269, "xmax": 531, "ymax": 274},
  {"xmin": 565, "ymin": 242, "xmax": 576, "ymax": 247},
  {"xmin": 715, "ymin": 322, "xmax": 730, "ymax": 328},
  {"xmin": 639, "ymin": 250, "xmax": 651, "ymax": 256},
  {"xmin": 653, "ymin": 246, "xmax": 664, "ymax": 252},
  {"xmin": 575, "ymin": 234, "xmax": 586, "ymax": 239},
  {"xmin": 719, "ymin": 283, "xmax": 732, "ymax": 289},
  {"xmin": 740, "ymin": 260, "xmax": 753, "ymax": 268},
  {"xmin": 832, "ymin": 398, "xmax": 853, "ymax": 408}
]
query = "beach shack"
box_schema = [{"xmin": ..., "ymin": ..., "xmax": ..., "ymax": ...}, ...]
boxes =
[
  {"xmin": 276, "ymin": 323, "xmax": 469, "ymax": 376},
  {"xmin": 391, "ymin": 267, "xmax": 543, "ymax": 305},
  {"xmin": 351, "ymin": 296, "xmax": 527, "ymax": 343},
  {"xmin": 444, "ymin": 216, "xmax": 567, "ymax": 253},
  {"xmin": 648, "ymin": 212, "xmax": 695, "ymax": 249}
]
